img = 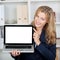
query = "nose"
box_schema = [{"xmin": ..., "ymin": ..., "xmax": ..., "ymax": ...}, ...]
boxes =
[
  {"xmin": 36, "ymin": 19, "xmax": 41, "ymax": 24},
  {"xmin": 36, "ymin": 17, "xmax": 41, "ymax": 22}
]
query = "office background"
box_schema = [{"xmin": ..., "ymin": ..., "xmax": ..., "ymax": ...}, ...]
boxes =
[{"xmin": 0, "ymin": 0, "xmax": 60, "ymax": 60}]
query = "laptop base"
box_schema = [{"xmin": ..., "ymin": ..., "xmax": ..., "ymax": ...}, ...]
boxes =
[{"xmin": 3, "ymin": 45, "xmax": 34, "ymax": 53}]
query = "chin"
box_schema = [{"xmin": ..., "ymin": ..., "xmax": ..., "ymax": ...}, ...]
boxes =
[{"xmin": 35, "ymin": 24, "xmax": 41, "ymax": 28}]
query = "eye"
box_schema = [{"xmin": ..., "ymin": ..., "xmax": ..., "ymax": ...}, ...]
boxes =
[
  {"xmin": 36, "ymin": 15, "xmax": 39, "ymax": 18},
  {"xmin": 40, "ymin": 17, "xmax": 45, "ymax": 21}
]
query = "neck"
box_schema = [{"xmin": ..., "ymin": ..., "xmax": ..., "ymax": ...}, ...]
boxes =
[
  {"xmin": 36, "ymin": 27, "xmax": 43, "ymax": 34},
  {"xmin": 36, "ymin": 27, "xmax": 43, "ymax": 31}
]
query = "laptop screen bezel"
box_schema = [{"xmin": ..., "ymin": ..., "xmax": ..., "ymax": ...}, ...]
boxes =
[{"xmin": 4, "ymin": 25, "xmax": 33, "ymax": 45}]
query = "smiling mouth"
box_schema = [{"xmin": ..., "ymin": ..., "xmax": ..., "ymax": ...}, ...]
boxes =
[{"xmin": 36, "ymin": 23, "xmax": 41, "ymax": 25}]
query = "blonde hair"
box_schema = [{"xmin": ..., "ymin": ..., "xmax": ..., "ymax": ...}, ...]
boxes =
[{"xmin": 31, "ymin": 6, "xmax": 56, "ymax": 45}]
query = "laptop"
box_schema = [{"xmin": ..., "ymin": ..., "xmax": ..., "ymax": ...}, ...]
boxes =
[{"xmin": 3, "ymin": 25, "xmax": 34, "ymax": 53}]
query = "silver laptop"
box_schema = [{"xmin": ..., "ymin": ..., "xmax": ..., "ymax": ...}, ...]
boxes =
[{"xmin": 3, "ymin": 25, "xmax": 34, "ymax": 53}]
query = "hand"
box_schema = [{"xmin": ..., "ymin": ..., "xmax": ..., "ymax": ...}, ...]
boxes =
[
  {"xmin": 33, "ymin": 28, "xmax": 41, "ymax": 46},
  {"xmin": 10, "ymin": 49, "xmax": 20, "ymax": 57}
]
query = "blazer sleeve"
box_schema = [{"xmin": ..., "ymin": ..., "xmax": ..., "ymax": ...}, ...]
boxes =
[
  {"xmin": 11, "ymin": 54, "xmax": 21, "ymax": 60},
  {"xmin": 36, "ymin": 43, "xmax": 56, "ymax": 60}
]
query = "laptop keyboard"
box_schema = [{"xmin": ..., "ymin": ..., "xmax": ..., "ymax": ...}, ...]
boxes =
[{"xmin": 5, "ymin": 45, "xmax": 31, "ymax": 49}]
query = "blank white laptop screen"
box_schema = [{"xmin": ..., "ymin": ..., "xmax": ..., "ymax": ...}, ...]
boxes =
[{"xmin": 4, "ymin": 25, "xmax": 32, "ymax": 45}]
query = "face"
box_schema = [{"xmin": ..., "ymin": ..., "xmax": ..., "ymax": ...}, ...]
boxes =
[{"xmin": 34, "ymin": 12, "xmax": 47, "ymax": 29}]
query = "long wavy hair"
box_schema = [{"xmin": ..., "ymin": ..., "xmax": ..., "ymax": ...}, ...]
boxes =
[{"xmin": 31, "ymin": 6, "xmax": 56, "ymax": 45}]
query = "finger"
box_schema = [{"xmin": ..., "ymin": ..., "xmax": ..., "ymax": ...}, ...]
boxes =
[
  {"xmin": 33, "ymin": 28, "xmax": 37, "ymax": 32},
  {"xmin": 15, "ymin": 50, "xmax": 18, "ymax": 56},
  {"xmin": 15, "ymin": 52, "xmax": 18, "ymax": 56},
  {"xmin": 33, "ymin": 32, "xmax": 38, "ymax": 36},
  {"xmin": 15, "ymin": 50, "xmax": 20, "ymax": 56},
  {"xmin": 12, "ymin": 50, "xmax": 17, "ymax": 56},
  {"xmin": 33, "ymin": 34, "xmax": 36, "ymax": 39},
  {"xmin": 17, "ymin": 51, "xmax": 20, "ymax": 55},
  {"xmin": 11, "ymin": 50, "xmax": 15, "ymax": 56},
  {"xmin": 33, "ymin": 33, "xmax": 36, "ymax": 37}
]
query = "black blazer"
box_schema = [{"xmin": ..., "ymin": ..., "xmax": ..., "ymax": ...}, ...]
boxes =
[{"xmin": 11, "ymin": 29, "xmax": 56, "ymax": 60}]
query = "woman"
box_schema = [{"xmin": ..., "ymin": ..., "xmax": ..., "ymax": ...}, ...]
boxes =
[{"xmin": 10, "ymin": 6, "xmax": 56, "ymax": 60}]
